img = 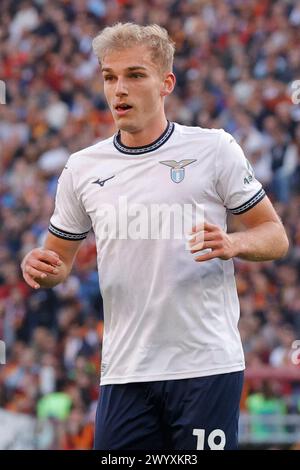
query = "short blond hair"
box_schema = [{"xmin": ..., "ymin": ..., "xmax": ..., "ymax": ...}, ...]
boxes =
[{"xmin": 92, "ymin": 23, "xmax": 175, "ymax": 73}]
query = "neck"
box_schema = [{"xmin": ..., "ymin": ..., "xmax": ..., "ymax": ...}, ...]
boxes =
[{"xmin": 119, "ymin": 117, "xmax": 168, "ymax": 147}]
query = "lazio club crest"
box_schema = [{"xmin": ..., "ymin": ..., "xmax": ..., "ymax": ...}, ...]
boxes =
[{"xmin": 159, "ymin": 159, "xmax": 197, "ymax": 183}]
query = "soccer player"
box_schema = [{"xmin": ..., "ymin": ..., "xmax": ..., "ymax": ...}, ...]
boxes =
[{"xmin": 21, "ymin": 23, "xmax": 289, "ymax": 450}]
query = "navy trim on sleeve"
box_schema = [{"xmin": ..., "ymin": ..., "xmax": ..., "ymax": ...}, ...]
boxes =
[
  {"xmin": 49, "ymin": 223, "xmax": 89, "ymax": 241},
  {"xmin": 229, "ymin": 188, "xmax": 266, "ymax": 215}
]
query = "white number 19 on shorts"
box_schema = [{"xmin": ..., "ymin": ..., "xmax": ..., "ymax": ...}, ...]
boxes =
[{"xmin": 193, "ymin": 428, "xmax": 226, "ymax": 450}]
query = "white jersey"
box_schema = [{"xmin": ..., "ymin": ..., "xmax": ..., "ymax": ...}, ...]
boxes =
[{"xmin": 49, "ymin": 122, "xmax": 265, "ymax": 385}]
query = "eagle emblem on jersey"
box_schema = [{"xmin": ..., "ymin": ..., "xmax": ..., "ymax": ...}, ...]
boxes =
[{"xmin": 159, "ymin": 159, "xmax": 197, "ymax": 183}]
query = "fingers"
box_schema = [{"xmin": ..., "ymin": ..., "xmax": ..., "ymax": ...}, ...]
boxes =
[
  {"xmin": 188, "ymin": 231, "xmax": 215, "ymax": 248},
  {"xmin": 190, "ymin": 240, "xmax": 221, "ymax": 254},
  {"xmin": 188, "ymin": 227, "xmax": 217, "ymax": 252},
  {"xmin": 21, "ymin": 248, "xmax": 62, "ymax": 289},
  {"xmin": 194, "ymin": 249, "xmax": 223, "ymax": 263},
  {"xmin": 22, "ymin": 272, "xmax": 40, "ymax": 290},
  {"xmin": 190, "ymin": 221, "xmax": 218, "ymax": 234},
  {"xmin": 30, "ymin": 258, "xmax": 60, "ymax": 275},
  {"xmin": 24, "ymin": 264, "xmax": 48, "ymax": 279},
  {"xmin": 188, "ymin": 222, "xmax": 227, "ymax": 262},
  {"xmin": 36, "ymin": 249, "xmax": 62, "ymax": 267}
]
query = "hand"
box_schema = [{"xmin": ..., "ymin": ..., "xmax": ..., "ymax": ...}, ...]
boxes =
[
  {"xmin": 21, "ymin": 248, "xmax": 62, "ymax": 289},
  {"xmin": 188, "ymin": 222, "xmax": 236, "ymax": 262}
]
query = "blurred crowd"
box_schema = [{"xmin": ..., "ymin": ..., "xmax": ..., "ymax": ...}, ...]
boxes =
[{"xmin": 0, "ymin": 0, "xmax": 300, "ymax": 449}]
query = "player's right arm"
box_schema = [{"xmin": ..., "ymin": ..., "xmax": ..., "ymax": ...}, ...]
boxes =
[
  {"xmin": 22, "ymin": 155, "xmax": 92, "ymax": 289},
  {"xmin": 21, "ymin": 232, "xmax": 83, "ymax": 289}
]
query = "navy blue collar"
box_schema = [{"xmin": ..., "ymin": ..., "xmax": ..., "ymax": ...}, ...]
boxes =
[{"xmin": 113, "ymin": 121, "xmax": 174, "ymax": 155}]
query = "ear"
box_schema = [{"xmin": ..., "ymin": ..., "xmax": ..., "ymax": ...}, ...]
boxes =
[{"xmin": 160, "ymin": 72, "xmax": 176, "ymax": 97}]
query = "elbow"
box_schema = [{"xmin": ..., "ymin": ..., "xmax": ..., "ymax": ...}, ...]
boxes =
[
  {"xmin": 275, "ymin": 227, "xmax": 289, "ymax": 259},
  {"xmin": 281, "ymin": 233, "xmax": 289, "ymax": 258}
]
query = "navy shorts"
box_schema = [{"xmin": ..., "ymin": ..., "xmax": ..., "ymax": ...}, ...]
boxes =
[{"xmin": 94, "ymin": 371, "xmax": 244, "ymax": 450}]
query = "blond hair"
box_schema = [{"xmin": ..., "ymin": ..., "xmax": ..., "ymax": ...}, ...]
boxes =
[{"xmin": 92, "ymin": 23, "xmax": 175, "ymax": 73}]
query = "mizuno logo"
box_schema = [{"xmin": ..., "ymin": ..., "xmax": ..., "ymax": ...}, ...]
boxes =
[
  {"xmin": 93, "ymin": 175, "xmax": 115, "ymax": 187},
  {"xmin": 159, "ymin": 159, "xmax": 197, "ymax": 183}
]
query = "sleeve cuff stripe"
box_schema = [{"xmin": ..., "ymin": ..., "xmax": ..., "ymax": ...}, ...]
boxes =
[
  {"xmin": 49, "ymin": 224, "xmax": 89, "ymax": 240},
  {"xmin": 229, "ymin": 189, "xmax": 266, "ymax": 215}
]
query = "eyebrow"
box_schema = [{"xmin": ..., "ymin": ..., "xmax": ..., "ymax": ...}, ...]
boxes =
[{"xmin": 102, "ymin": 66, "xmax": 147, "ymax": 73}]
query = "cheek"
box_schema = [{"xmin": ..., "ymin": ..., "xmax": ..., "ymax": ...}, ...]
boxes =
[
  {"xmin": 103, "ymin": 87, "xmax": 113, "ymax": 105},
  {"xmin": 142, "ymin": 88, "xmax": 161, "ymax": 110},
  {"xmin": 140, "ymin": 95, "xmax": 155, "ymax": 113}
]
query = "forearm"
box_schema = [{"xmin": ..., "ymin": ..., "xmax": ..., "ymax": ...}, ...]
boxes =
[{"xmin": 229, "ymin": 221, "xmax": 289, "ymax": 261}]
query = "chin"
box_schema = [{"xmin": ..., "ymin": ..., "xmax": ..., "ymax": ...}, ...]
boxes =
[{"xmin": 117, "ymin": 121, "xmax": 140, "ymax": 133}]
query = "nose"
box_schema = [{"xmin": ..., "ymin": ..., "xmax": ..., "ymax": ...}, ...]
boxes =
[{"xmin": 115, "ymin": 78, "xmax": 128, "ymax": 97}]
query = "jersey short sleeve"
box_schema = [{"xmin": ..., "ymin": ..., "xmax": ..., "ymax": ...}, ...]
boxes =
[
  {"xmin": 49, "ymin": 164, "xmax": 92, "ymax": 240},
  {"xmin": 215, "ymin": 130, "xmax": 266, "ymax": 214}
]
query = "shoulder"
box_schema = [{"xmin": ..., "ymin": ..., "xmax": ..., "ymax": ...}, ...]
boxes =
[
  {"xmin": 173, "ymin": 123, "xmax": 230, "ymax": 147},
  {"xmin": 67, "ymin": 135, "xmax": 114, "ymax": 170}
]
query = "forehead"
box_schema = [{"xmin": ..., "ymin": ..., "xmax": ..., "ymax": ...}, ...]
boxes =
[{"xmin": 101, "ymin": 44, "xmax": 157, "ymax": 73}]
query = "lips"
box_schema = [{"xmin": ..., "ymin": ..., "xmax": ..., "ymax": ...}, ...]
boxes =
[
  {"xmin": 115, "ymin": 103, "xmax": 132, "ymax": 110},
  {"xmin": 114, "ymin": 103, "xmax": 133, "ymax": 116}
]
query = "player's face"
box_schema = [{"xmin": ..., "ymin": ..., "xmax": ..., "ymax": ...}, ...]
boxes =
[{"xmin": 101, "ymin": 45, "xmax": 174, "ymax": 136}]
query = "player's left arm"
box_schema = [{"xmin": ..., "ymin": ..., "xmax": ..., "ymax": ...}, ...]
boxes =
[{"xmin": 189, "ymin": 196, "xmax": 289, "ymax": 262}]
